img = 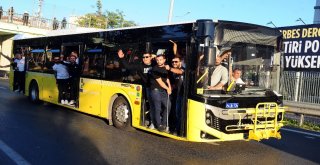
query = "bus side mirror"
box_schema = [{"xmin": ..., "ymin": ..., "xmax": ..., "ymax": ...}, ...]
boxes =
[
  {"xmin": 196, "ymin": 19, "xmax": 214, "ymax": 39},
  {"xmin": 204, "ymin": 46, "xmax": 216, "ymax": 66},
  {"xmin": 196, "ymin": 20, "xmax": 215, "ymax": 47}
]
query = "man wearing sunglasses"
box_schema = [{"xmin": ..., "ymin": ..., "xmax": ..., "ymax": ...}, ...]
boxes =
[
  {"xmin": 165, "ymin": 57, "xmax": 184, "ymax": 135},
  {"xmin": 118, "ymin": 49, "xmax": 156, "ymax": 128}
]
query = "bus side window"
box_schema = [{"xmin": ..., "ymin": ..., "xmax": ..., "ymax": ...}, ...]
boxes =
[
  {"xmin": 93, "ymin": 54, "xmax": 104, "ymax": 78},
  {"xmin": 123, "ymin": 49, "xmax": 142, "ymax": 83},
  {"xmin": 43, "ymin": 51, "xmax": 56, "ymax": 74},
  {"xmin": 26, "ymin": 53, "xmax": 35, "ymax": 71},
  {"xmin": 28, "ymin": 51, "xmax": 46, "ymax": 72},
  {"xmin": 82, "ymin": 55, "xmax": 90, "ymax": 74},
  {"xmin": 44, "ymin": 59, "xmax": 54, "ymax": 73},
  {"xmin": 105, "ymin": 51, "xmax": 122, "ymax": 81},
  {"xmin": 81, "ymin": 53, "xmax": 104, "ymax": 78}
]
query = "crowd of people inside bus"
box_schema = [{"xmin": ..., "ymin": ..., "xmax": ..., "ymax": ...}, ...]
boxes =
[
  {"xmin": 115, "ymin": 41, "xmax": 243, "ymax": 135},
  {"xmin": 117, "ymin": 40, "xmax": 186, "ymax": 134},
  {"xmin": 13, "ymin": 49, "xmax": 82, "ymax": 106},
  {"xmin": 12, "ymin": 39, "xmax": 242, "ymax": 136}
]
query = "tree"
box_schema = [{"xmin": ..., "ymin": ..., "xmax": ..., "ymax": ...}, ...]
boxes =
[
  {"xmin": 76, "ymin": 0, "xmax": 137, "ymax": 29},
  {"xmin": 96, "ymin": 0, "xmax": 102, "ymax": 16},
  {"xmin": 105, "ymin": 10, "xmax": 137, "ymax": 28},
  {"xmin": 77, "ymin": 13, "xmax": 106, "ymax": 29}
]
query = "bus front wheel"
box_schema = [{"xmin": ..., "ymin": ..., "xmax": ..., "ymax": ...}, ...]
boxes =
[
  {"xmin": 112, "ymin": 96, "xmax": 132, "ymax": 130},
  {"xmin": 29, "ymin": 81, "xmax": 39, "ymax": 103}
]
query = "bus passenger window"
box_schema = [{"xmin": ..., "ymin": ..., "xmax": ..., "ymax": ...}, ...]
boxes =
[
  {"xmin": 44, "ymin": 49, "xmax": 60, "ymax": 73},
  {"xmin": 105, "ymin": 52, "xmax": 123, "ymax": 81},
  {"xmin": 82, "ymin": 56, "xmax": 90, "ymax": 74},
  {"xmin": 82, "ymin": 48, "xmax": 104, "ymax": 78},
  {"xmin": 28, "ymin": 49, "xmax": 45, "ymax": 72}
]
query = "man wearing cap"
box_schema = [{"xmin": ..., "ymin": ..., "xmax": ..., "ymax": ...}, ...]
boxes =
[
  {"xmin": 208, "ymin": 48, "xmax": 231, "ymax": 90},
  {"xmin": 150, "ymin": 54, "xmax": 172, "ymax": 132},
  {"xmin": 66, "ymin": 51, "xmax": 81, "ymax": 106}
]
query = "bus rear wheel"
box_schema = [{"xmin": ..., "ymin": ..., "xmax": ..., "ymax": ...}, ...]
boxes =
[
  {"xmin": 29, "ymin": 81, "xmax": 39, "ymax": 103},
  {"xmin": 112, "ymin": 96, "xmax": 132, "ymax": 130}
]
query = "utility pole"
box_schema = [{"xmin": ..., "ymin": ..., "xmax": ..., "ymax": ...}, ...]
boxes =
[
  {"xmin": 168, "ymin": 0, "xmax": 174, "ymax": 23},
  {"xmin": 314, "ymin": 0, "xmax": 320, "ymax": 24},
  {"xmin": 36, "ymin": 0, "xmax": 43, "ymax": 18}
]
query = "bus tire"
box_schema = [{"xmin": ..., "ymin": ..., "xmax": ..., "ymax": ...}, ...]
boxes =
[
  {"xmin": 29, "ymin": 81, "xmax": 39, "ymax": 103},
  {"xmin": 111, "ymin": 96, "xmax": 132, "ymax": 130}
]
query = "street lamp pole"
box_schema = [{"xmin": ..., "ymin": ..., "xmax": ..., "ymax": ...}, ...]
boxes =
[
  {"xmin": 266, "ymin": 21, "xmax": 277, "ymax": 28},
  {"xmin": 296, "ymin": 18, "xmax": 307, "ymax": 25},
  {"xmin": 168, "ymin": 0, "xmax": 174, "ymax": 23}
]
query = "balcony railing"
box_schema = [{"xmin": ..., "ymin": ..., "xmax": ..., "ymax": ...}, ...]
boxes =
[{"xmin": 0, "ymin": 11, "xmax": 80, "ymax": 30}]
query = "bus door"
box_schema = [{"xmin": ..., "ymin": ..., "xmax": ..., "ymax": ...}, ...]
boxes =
[
  {"xmin": 61, "ymin": 43, "xmax": 83, "ymax": 60},
  {"xmin": 79, "ymin": 47, "xmax": 104, "ymax": 115},
  {"xmin": 10, "ymin": 45, "xmax": 29, "ymax": 91},
  {"xmin": 60, "ymin": 43, "xmax": 84, "ymax": 105}
]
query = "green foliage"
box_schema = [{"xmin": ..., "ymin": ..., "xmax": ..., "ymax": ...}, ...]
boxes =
[
  {"xmin": 105, "ymin": 10, "xmax": 137, "ymax": 28},
  {"xmin": 96, "ymin": 0, "xmax": 102, "ymax": 16},
  {"xmin": 284, "ymin": 118, "xmax": 320, "ymax": 132},
  {"xmin": 76, "ymin": 1, "xmax": 137, "ymax": 29},
  {"xmin": 76, "ymin": 13, "xmax": 105, "ymax": 29}
]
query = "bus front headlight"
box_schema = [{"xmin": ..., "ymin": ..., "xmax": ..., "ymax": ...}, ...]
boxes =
[{"xmin": 205, "ymin": 110, "xmax": 214, "ymax": 126}]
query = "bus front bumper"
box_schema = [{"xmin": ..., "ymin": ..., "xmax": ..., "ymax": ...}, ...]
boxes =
[{"xmin": 187, "ymin": 100, "xmax": 285, "ymax": 142}]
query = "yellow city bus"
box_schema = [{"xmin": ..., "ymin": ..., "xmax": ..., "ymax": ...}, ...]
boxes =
[{"xmin": 10, "ymin": 19, "xmax": 285, "ymax": 142}]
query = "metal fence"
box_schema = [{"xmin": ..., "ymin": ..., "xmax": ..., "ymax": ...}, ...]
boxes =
[
  {"xmin": 0, "ymin": 11, "xmax": 80, "ymax": 30},
  {"xmin": 280, "ymin": 71, "xmax": 320, "ymax": 104}
]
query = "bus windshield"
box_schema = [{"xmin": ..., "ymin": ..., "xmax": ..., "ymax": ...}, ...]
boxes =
[{"xmin": 195, "ymin": 21, "xmax": 282, "ymax": 96}]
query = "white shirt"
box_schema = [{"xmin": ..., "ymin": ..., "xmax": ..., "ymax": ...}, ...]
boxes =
[
  {"xmin": 14, "ymin": 57, "xmax": 25, "ymax": 72},
  {"xmin": 53, "ymin": 63, "xmax": 69, "ymax": 79},
  {"xmin": 210, "ymin": 65, "xmax": 228, "ymax": 86},
  {"xmin": 235, "ymin": 78, "xmax": 245, "ymax": 84}
]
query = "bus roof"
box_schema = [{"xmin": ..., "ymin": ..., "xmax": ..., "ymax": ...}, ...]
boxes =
[
  {"xmin": 13, "ymin": 20, "xmax": 198, "ymax": 40},
  {"xmin": 14, "ymin": 19, "xmax": 277, "ymax": 40}
]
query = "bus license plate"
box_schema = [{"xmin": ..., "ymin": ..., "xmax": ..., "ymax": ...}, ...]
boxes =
[{"xmin": 226, "ymin": 103, "xmax": 239, "ymax": 109}]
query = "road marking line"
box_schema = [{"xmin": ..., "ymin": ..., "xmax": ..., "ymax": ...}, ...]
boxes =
[
  {"xmin": 0, "ymin": 87, "xmax": 6, "ymax": 89},
  {"xmin": 207, "ymin": 142, "xmax": 220, "ymax": 145},
  {"xmin": 0, "ymin": 139, "xmax": 31, "ymax": 165},
  {"xmin": 281, "ymin": 128, "xmax": 320, "ymax": 138},
  {"xmin": 305, "ymin": 136, "xmax": 316, "ymax": 139}
]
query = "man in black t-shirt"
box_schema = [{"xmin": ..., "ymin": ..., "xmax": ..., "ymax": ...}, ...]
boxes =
[
  {"xmin": 65, "ymin": 52, "xmax": 81, "ymax": 106},
  {"xmin": 150, "ymin": 54, "xmax": 172, "ymax": 132},
  {"xmin": 118, "ymin": 49, "xmax": 155, "ymax": 128},
  {"xmin": 118, "ymin": 49, "xmax": 153, "ymax": 87},
  {"xmin": 166, "ymin": 57, "xmax": 184, "ymax": 135}
]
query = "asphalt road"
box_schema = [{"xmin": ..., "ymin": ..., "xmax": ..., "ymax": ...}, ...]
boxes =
[{"xmin": 0, "ymin": 79, "xmax": 319, "ymax": 165}]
